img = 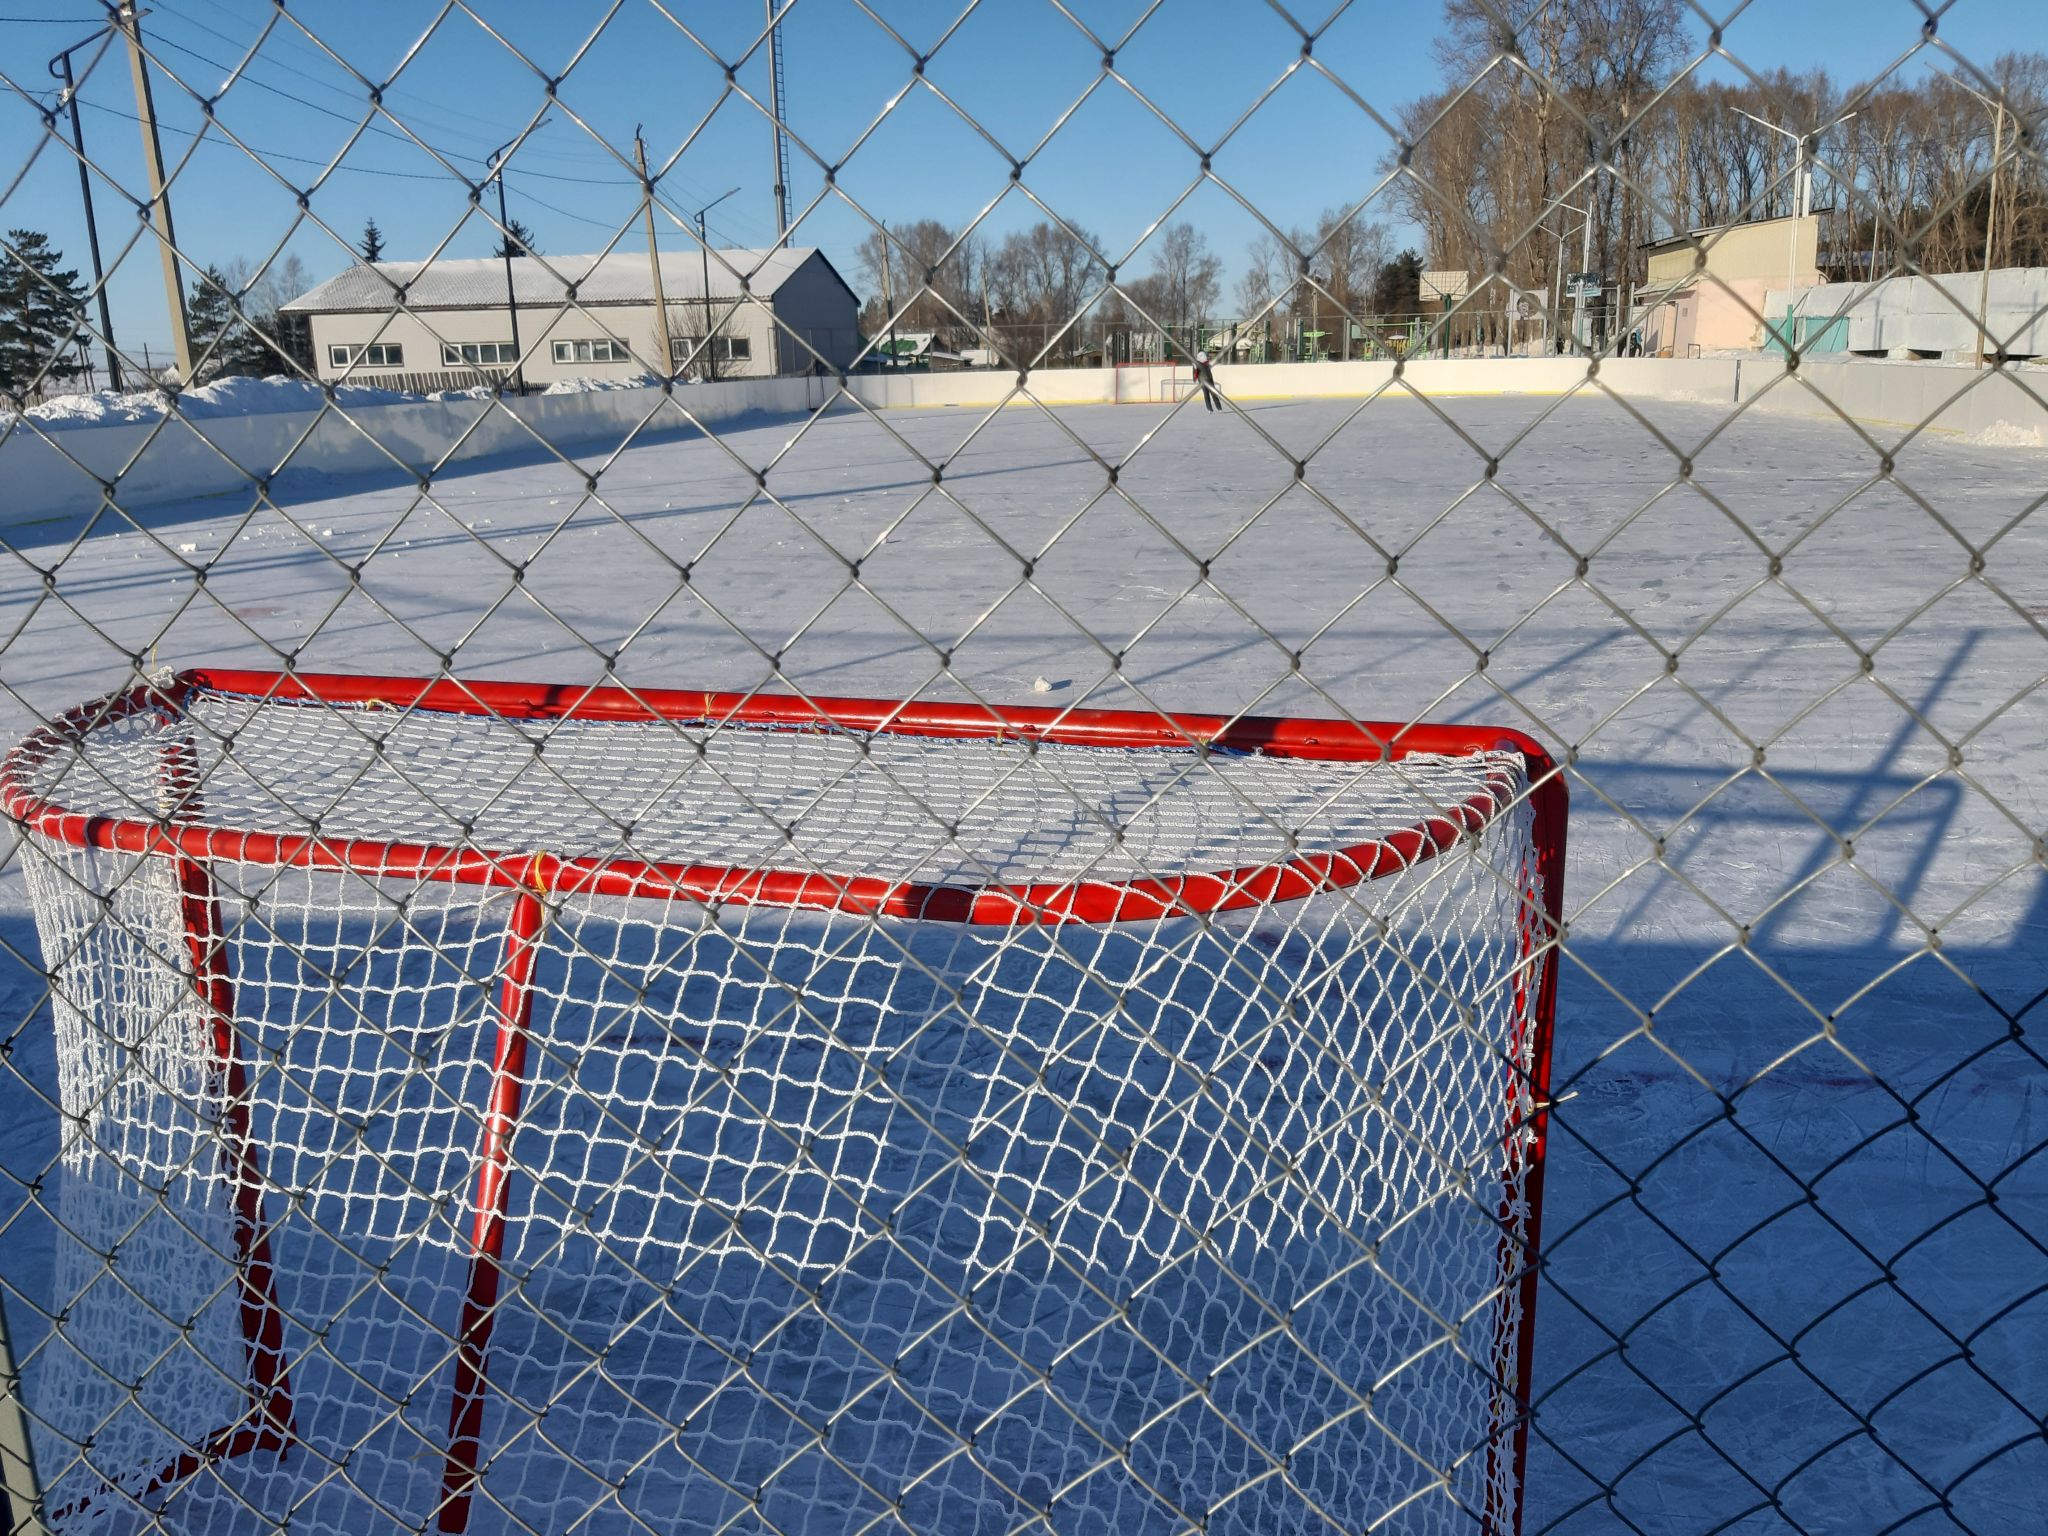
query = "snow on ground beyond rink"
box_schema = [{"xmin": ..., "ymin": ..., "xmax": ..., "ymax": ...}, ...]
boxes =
[{"xmin": 2, "ymin": 390, "xmax": 2046, "ymax": 1533}]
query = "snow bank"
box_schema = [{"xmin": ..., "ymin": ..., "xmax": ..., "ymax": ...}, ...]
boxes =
[
  {"xmin": 18, "ymin": 375, "xmax": 427, "ymax": 431},
  {"xmin": 542, "ymin": 375, "xmax": 660, "ymax": 395},
  {"xmin": 1965, "ymin": 418, "xmax": 2048, "ymax": 448},
  {"xmin": 0, "ymin": 373, "xmax": 824, "ymax": 525}
]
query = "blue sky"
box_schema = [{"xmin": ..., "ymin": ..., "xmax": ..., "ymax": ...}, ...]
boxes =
[{"xmin": 0, "ymin": 0, "xmax": 2037, "ymax": 361}]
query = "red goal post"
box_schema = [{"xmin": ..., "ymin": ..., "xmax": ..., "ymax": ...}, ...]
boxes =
[{"xmin": 5, "ymin": 670, "xmax": 1566, "ymax": 1536}]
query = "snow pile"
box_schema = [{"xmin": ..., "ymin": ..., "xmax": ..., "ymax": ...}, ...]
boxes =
[
  {"xmin": 1965, "ymin": 418, "xmax": 2047, "ymax": 448},
  {"xmin": 16, "ymin": 375, "xmax": 427, "ymax": 431},
  {"xmin": 542, "ymin": 375, "xmax": 659, "ymax": 395}
]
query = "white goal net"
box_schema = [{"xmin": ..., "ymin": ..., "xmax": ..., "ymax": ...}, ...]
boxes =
[{"xmin": 7, "ymin": 675, "xmax": 1560, "ymax": 1536}]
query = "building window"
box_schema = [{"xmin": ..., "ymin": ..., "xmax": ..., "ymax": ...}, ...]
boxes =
[
  {"xmin": 441, "ymin": 342, "xmax": 517, "ymax": 367},
  {"xmin": 329, "ymin": 343, "xmax": 404, "ymax": 368},
  {"xmin": 670, "ymin": 336, "xmax": 752, "ymax": 365},
  {"xmin": 551, "ymin": 338, "xmax": 631, "ymax": 364}
]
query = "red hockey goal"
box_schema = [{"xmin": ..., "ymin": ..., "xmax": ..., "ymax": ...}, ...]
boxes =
[{"xmin": 6, "ymin": 671, "xmax": 1564, "ymax": 1536}]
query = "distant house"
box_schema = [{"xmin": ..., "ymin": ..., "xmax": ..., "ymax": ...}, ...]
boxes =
[
  {"xmin": 280, "ymin": 247, "xmax": 860, "ymax": 385},
  {"xmin": 863, "ymin": 330, "xmax": 972, "ymax": 370}
]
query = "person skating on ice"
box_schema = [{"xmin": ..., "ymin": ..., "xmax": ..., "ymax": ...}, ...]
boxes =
[{"xmin": 1193, "ymin": 350, "xmax": 1222, "ymax": 412}]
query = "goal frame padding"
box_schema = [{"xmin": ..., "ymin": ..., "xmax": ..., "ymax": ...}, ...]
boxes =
[{"xmin": 6, "ymin": 670, "xmax": 1566, "ymax": 1536}]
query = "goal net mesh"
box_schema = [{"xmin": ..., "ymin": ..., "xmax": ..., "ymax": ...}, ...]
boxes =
[{"xmin": 17, "ymin": 685, "xmax": 1548, "ymax": 1536}]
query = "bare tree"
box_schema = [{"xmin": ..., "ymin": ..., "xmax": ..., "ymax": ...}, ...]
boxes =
[
  {"xmin": 855, "ymin": 219, "xmax": 980, "ymax": 347},
  {"xmin": 985, "ymin": 221, "xmax": 1104, "ymax": 364},
  {"xmin": 1144, "ymin": 222, "xmax": 1221, "ymax": 338}
]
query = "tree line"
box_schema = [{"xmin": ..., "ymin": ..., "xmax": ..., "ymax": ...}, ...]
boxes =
[
  {"xmin": 853, "ymin": 215, "xmax": 1444, "ymax": 365},
  {"xmin": 854, "ymin": 12, "xmax": 2045, "ymax": 359},
  {"xmin": 0, "ymin": 227, "xmax": 321, "ymax": 399},
  {"xmin": 1399, "ymin": 2, "xmax": 2045, "ymax": 323},
  {"xmin": 9, "ymin": 8, "xmax": 2044, "ymax": 395}
]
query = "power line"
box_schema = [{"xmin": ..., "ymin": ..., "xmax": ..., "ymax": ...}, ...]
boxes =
[
  {"xmin": 122, "ymin": 26, "xmax": 641, "ymax": 186},
  {"xmin": 72, "ymin": 95, "xmax": 467, "ymax": 179},
  {"xmin": 70, "ymin": 97, "xmax": 762, "ymax": 249},
  {"xmin": 147, "ymin": 9, "xmax": 628, "ymax": 164},
  {"xmin": 137, "ymin": 8, "xmax": 781, "ymax": 232},
  {"xmin": 37, "ymin": 10, "xmax": 777, "ymax": 255}
]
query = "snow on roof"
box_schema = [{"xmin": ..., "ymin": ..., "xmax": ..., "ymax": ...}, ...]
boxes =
[{"xmin": 282, "ymin": 247, "xmax": 834, "ymax": 314}]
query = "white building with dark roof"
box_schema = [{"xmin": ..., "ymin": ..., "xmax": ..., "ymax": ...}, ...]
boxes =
[{"xmin": 281, "ymin": 247, "xmax": 860, "ymax": 386}]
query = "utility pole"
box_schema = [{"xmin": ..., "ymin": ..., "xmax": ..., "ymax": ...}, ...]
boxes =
[
  {"xmin": 981, "ymin": 268, "xmax": 994, "ymax": 367},
  {"xmin": 634, "ymin": 128, "xmax": 673, "ymax": 380},
  {"xmin": 50, "ymin": 27, "xmax": 122, "ymax": 389},
  {"xmin": 487, "ymin": 120, "xmax": 546, "ymax": 394},
  {"xmin": 880, "ymin": 222, "xmax": 895, "ymax": 370},
  {"xmin": 764, "ymin": 0, "xmax": 793, "ymax": 246},
  {"xmin": 694, "ymin": 187, "xmax": 740, "ymax": 382},
  {"xmin": 117, "ymin": 3, "xmax": 192, "ymax": 383}
]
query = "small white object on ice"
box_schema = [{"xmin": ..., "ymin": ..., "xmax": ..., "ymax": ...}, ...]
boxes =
[
  {"xmin": 178, "ymin": 541, "xmax": 197, "ymax": 553},
  {"xmin": 1031, "ymin": 675, "xmax": 1053, "ymax": 694}
]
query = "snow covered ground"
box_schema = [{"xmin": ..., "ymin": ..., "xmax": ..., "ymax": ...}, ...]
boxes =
[{"xmin": 1, "ymin": 390, "xmax": 2044, "ymax": 1533}]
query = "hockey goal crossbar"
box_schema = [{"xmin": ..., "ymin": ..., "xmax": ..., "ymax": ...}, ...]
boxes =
[{"xmin": 6, "ymin": 670, "xmax": 1556, "ymax": 926}]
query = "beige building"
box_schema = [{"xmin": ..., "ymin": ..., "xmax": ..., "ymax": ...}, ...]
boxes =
[
  {"xmin": 1636, "ymin": 214, "xmax": 1820, "ymax": 356},
  {"xmin": 281, "ymin": 247, "xmax": 860, "ymax": 387}
]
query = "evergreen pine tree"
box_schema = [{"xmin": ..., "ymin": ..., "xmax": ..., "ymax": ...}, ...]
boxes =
[
  {"xmin": 0, "ymin": 229, "xmax": 89, "ymax": 398},
  {"xmin": 1371, "ymin": 250, "xmax": 1425, "ymax": 315},
  {"xmin": 493, "ymin": 219, "xmax": 539, "ymax": 259},
  {"xmin": 186, "ymin": 265, "xmax": 249, "ymax": 381},
  {"xmin": 361, "ymin": 218, "xmax": 385, "ymax": 262}
]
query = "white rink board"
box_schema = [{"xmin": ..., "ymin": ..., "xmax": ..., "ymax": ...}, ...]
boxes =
[{"xmin": 1, "ymin": 391, "xmax": 2044, "ymax": 1533}]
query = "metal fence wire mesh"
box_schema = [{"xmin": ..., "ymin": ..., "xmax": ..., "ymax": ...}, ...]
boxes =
[{"xmin": 0, "ymin": 2, "xmax": 2045, "ymax": 1535}]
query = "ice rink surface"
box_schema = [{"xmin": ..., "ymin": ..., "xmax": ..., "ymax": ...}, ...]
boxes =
[{"xmin": 3, "ymin": 389, "xmax": 2046, "ymax": 1532}]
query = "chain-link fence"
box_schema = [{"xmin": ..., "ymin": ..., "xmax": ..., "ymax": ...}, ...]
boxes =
[{"xmin": 1, "ymin": 3, "xmax": 2045, "ymax": 1534}]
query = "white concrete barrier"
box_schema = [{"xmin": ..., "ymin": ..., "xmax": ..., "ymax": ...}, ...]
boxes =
[
  {"xmin": 5, "ymin": 357, "xmax": 2039, "ymax": 527},
  {"xmin": 1731, "ymin": 357, "xmax": 2048, "ymax": 445}
]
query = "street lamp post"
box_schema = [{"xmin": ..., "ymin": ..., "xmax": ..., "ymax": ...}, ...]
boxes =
[
  {"xmin": 1945, "ymin": 74, "xmax": 2008, "ymax": 368},
  {"xmin": 49, "ymin": 26, "xmax": 122, "ymax": 389},
  {"xmin": 1537, "ymin": 200, "xmax": 1589, "ymax": 353},
  {"xmin": 1732, "ymin": 106, "xmax": 1807, "ymax": 345},
  {"xmin": 695, "ymin": 187, "xmax": 740, "ymax": 382},
  {"xmin": 487, "ymin": 121, "xmax": 548, "ymax": 394},
  {"xmin": 1732, "ymin": 105, "xmax": 1855, "ymax": 351}
]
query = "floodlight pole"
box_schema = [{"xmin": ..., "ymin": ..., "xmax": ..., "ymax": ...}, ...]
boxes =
[
  {"xmin": 1946, "ymin": 75, "xmax": 2007, "ymax": 368},
  {"xmin": 50, "ymin": 27, "xmax": 122, "ymax": 389},
  {"xmin": 487, "ymin": 123, "xmax": 548, "ymax": 395},
  {"xmin": 1733, "ymin": 108, "xmax": 1802, "ymax": 340},
  {"xmin": 695, "ymin": 187, "xmax": 740, "ymax": 382},
  {"xmin": 1541, "ymin": 200, "xmax": 1588, "ymax": 352},
  {"xmin": 1578, "ymin": 207, "xmax": 1593, "ymax": 349},
  {"xmin": 1732, "ymin": 104, "xmax": 1859, "ymax": 353}
]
